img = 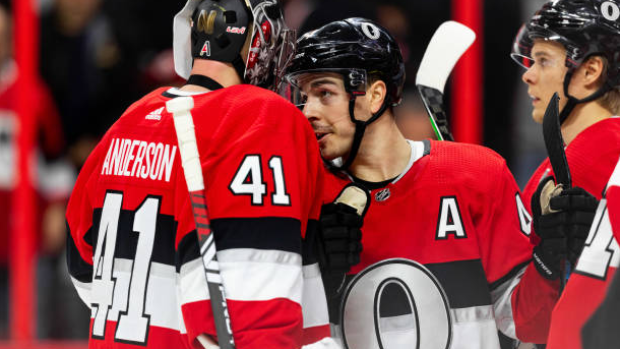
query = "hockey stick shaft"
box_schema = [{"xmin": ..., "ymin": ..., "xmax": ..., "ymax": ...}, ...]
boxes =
[
  {"xmin": 542, "ymin": 92, "xmax": 572, "ymax": 293},
  {"xmin": 167, "ymin": 97, "xmax": 235, "ymax": 349},
  {"xmin": 543, "ymin": 92, "xmax": 571, "ymax": 188}
]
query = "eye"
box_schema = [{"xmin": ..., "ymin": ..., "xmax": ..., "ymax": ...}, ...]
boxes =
[{"xmin": 320, "ymin": 90, "xmax": 333, "ymax": 99}]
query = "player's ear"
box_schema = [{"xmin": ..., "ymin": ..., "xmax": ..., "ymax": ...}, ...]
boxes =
[
  {"xmin": 368, "ymin": 79, "xmax": 387, "ymax": 114},
  {"xmin": 580, "ymin": 55, "xmax": 606, "ymax": 89}
]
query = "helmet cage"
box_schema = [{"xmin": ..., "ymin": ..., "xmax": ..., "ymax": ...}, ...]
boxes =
[
  {"xmin": 245, "ymin": 0, "xmax": 296, "ymax": 89},
  {"xmin": 173, "ymin": 0, "xmax": 295, "ymax": 91}
]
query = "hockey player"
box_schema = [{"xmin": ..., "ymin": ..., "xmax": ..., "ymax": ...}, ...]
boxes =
[
  {"xmin": 65, "ymin": 0, "xmax": 331, "ymax": 348},
  {"xmin": 510, "ymin": 0, "xmax": 620, "ymax": 346},
  {"xmin": 579, "ymin": 155, "xmax": 620, "ymax": 348},
  {"xmin": 284, "ymin": 17, "xmax": 556, "ymax": 349}
]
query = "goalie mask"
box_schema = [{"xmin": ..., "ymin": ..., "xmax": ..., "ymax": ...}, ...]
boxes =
[
  {"xmin": 173, "ymin": 0, "xmax": 296, "ymax": 90},
  {"xmin": 283, "ymin": 17, "xmax": 405, "ymax": 170},
  {"xmin": 511, "ymin": 0, "xmax": 620, "ymax": 123}
]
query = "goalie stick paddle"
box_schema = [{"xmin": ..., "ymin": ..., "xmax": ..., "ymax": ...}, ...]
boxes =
[
  {"xmin": 167, "ymin": 96, "xmax": 235, "ymax": 349},
  {"xmin": 416, "ymin": 21, "xmax": 476, "ymax": 141},
  {"xmin": 543, "ymin": 92, "xmax": 571, "ymax": 188}
]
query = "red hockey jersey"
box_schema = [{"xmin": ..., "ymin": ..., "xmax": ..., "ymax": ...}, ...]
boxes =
[
  {"xmin": 323, "ymin": 140, "xmax": 539, "ymax": 349},
  {"xmin": 66, "ymin": 84, "xmax": 329, "ymax": 349},
  {"xmin": 520, "ymin": 117, "xmax": 620, "ymax": 349}
]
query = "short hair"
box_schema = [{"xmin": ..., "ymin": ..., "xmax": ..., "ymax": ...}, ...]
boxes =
[{"xmin": 597, "ymin": 56, "xmax": 620, "ymax": 115}]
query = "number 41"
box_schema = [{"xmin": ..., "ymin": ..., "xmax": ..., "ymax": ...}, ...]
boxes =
[{"xmin": 229, "ymin": 155, "xmax": 291, "ymax": 206}]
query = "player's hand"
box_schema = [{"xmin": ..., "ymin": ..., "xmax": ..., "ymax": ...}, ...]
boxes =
[
  {"xmin": 531, "ymin": 177, "xmax": 599, "ymax": 279},
  {"xmin": 531, "ymin": 176, "xmax": 567, "ymax": 280},
  {"xmin": 548, "ymin": 186, "xmax": 598, "ymax": 266},
  {"xmin": 318, "ymin": 202, "xmax": 364, "ymax": 277}
]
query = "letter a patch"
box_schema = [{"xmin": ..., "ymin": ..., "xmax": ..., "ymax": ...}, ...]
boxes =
[
  {"xmin": 200, "ymin": 41, "xmax": 211, "ymax": 57},
  {"xmin": 436, "ymin": 196, "xmax": 467, "ymax": 240}
]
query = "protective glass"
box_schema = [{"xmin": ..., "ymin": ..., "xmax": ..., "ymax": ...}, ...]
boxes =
[
  {"xmin": 245, "ymin": 0, "xmax": 296, "ymax": 91},
  {"xmin": 282, "ymin": 68, "xmax": 368, "ymax": 109}
]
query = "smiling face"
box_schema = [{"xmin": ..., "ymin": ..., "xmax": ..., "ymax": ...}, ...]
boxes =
[
  {"xmin": 295, "ymin": 72, "xmax": 371, "ymax": 161},
  {"xmin": 521, "ymin": 40, "xmax": 570, "ymax": 123}
]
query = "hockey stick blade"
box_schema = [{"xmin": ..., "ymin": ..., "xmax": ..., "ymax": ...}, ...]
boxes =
[
  {"xmin": 167, "ymin": 97, "xmax": 236, "ymax": 349},
  {"xmin": 542, "ymin": 92, "xmax": 571, "ymax": 188},
  {"xmin": 416, "ymin": 21, "xmax": 475, "ymax": 141}
]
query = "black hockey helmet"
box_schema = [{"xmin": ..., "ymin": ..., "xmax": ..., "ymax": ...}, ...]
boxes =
[
  {"xmin": 511, "ymin": 0, "xmax": 620, "ymax": 122},
  {"xmin": 173, "ymin": 0, "xmax": 295, "ymax": 90},
  {"xmin": 283, "ymin": 18, "xmax": 405, "ymax": 170},
  {"xmin": 287, "ymin": 17, "xmax": 406, "ymax": 107}
]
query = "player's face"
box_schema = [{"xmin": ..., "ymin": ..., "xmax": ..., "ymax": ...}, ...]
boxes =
[
  {"xmin": 296, "ymin": 73, "xmax": 357, "ymax": 160},
  {"xmin": 521, "ymin": 40, "xmax": 569, "ymax": 123}
]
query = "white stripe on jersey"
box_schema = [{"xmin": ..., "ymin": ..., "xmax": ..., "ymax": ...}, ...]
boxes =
[
  {"xmin": 90, "ymin": 259, "xmax": 182, "ymax": 332},
  {"xmin": 373, "ymin": 305, "xmax": 498, "ymax": 349},
  {"xmin": 449, "ymin": 312, "xmax": 502, "ymax": 349},
  {"xmin": 491, "ymin": 266, "xmax": 527, "ymax": 339},
  {"xmin": 70, "ymin": 276, "xmax": 92, "ymax": 307},
  {"xmin": 302, "ymin": 263, "xmax": 329, "ymax": 329},
  {"xmin": 180, "ymin": 248, "xmax": 303, "ymax": 304}
]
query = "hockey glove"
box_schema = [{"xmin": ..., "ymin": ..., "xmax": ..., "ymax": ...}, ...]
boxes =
[
  {"xmin": 317, "ymin": 184, "xmax": 369, "ymax": 296},
  {"xmin": 531, "ymin": 176, "xmax": 567, "ymax": 280},
  {"xmin": 548, "ymin": 186, "xmax": 598, "ymax": 266},
  {"xmin": 318, "ymin": 202, "xmax": 364, "ymax": 276}
]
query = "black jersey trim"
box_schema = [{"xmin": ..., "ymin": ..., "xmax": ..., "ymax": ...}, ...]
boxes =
[
  {"xmin": 422, "ymin": 139, "xmax": 431, "ymax": 156},
  {"xmin": 302, "ymin": 219, "xmax": 319, "ymax": 266},
  {"xmin": 66, "ymin": 222, "xmax": 94, "ymax": 283},
  {"xmin": 162, "ymin": 90, "xmax": 177, "ymax": 98},
  {"xmin": 176, "ymin": 216, "xmax": 303, "ymax": 271},
  {"xmin": 488, "ymin": 260, "xmax": 530, "ymax": 291},
  {"xmin": 90, "ymin": 206, "xmax": 177, "ymax": 267},
  {"xmin": 424, "ymin": 259, "xmax": 492, "ymax": 308},
  {"xmin": 211, "ymin": 217, "xmax": 302, "ymax": 253},
  {"xmin": 350, "ymin": 175, "xmax": 396, "ymax": 190}
]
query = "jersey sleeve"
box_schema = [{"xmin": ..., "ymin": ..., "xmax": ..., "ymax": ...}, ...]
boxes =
[
  {"xmin": 175, "ymin": 99, "xmax": 326, "ymax": 349},
  {"xmin": 65, "ymin": 137, "xmax": 108, "ymax": 306},
  {"xmin": 476, "ymin": 160, "xmax": 539, "ymax": 339}
]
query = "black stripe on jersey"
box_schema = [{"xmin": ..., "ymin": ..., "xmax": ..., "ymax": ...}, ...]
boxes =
[
  {"xmin": 66, "ymin": 222, "xmax": 94, "ymax": 283},
  {"xmin": 90, "ymin": 207, "xmax": 177, "ymax": 266},
  {"xmin": 176, "ymin": 230, "xmax": 200, "ymax": 272},
  {"xmin": 176, "ymin": 217, "xmax": 303, "ymax": 272},
  {"xmin": 328, "ymin": 259, "xmax": 492, "ymax": 322},
  {"xmin": 211, "ymin": 217, "xmax": 302, "ymax": 253},
  {"xmin": 302, "ymin": 219, "xmax": 319, "ymax": 266},
  {"xmin": 488, "ymin": 260, "xmax": 530, "ymax": 291},
  {"xmin": 425, "ymin": 259, "xmax": 491, "ymax": 309}
]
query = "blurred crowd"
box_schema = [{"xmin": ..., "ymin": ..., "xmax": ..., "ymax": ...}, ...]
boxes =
[{"xmin": 0, "ymin": 0, "xmax": 546, "ymax": 341}]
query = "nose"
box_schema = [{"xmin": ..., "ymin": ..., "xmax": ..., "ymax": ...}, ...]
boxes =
[
  {"xmin": 301, "ymin": 97, "xmax": 320, "ymax": 121},
  {"xmin": 522, "ymin": 65, "xmax": 536, "ymax": 85}
]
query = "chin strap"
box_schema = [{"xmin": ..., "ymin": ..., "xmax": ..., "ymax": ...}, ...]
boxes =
[
  {"xmin": 332, "ymin": 96, "xmax": 390, "ymax": 171},
  {"xmin": 559, "ymin": 70, "xmax": 613, "ymax": 124}
]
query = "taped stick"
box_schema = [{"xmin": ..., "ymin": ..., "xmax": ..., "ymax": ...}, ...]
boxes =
[
  {"xmin": 167, "ymin": 97, "xmax": 236, "ymax": 349},
  {"xmin": 416, "ymin": 21, "xmax": 475, "ymax": 141}
]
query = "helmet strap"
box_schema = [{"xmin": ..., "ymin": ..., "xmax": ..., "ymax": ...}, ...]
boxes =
[
  {"xmin": 232, "ymin": 55, "xmax": 247, "ymax": 83},
  {"xmin": 336, "ymin": 96, "xmax": 390, "ymax": 170},
  {"xmin": 560, "ymin": 70, "xmax": 612, "ymax": 124}
]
